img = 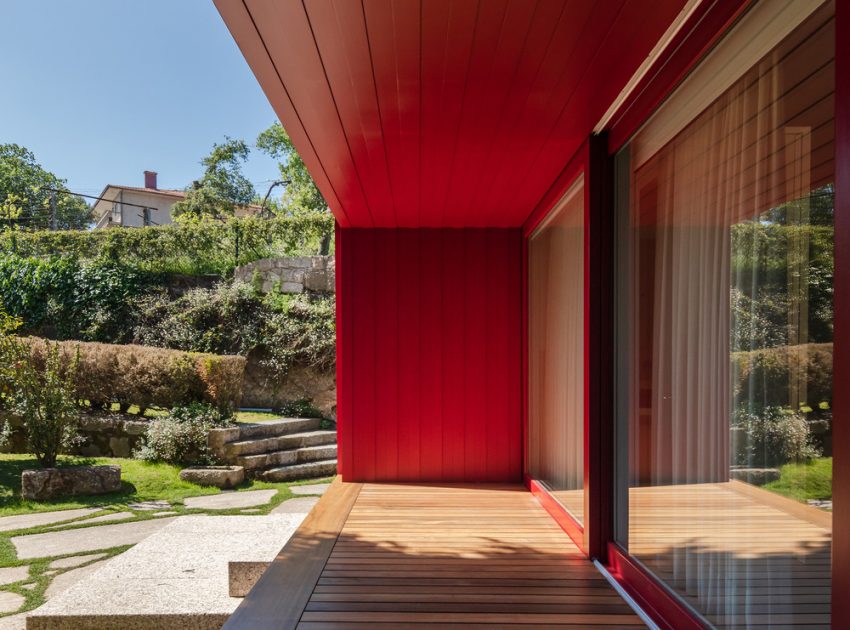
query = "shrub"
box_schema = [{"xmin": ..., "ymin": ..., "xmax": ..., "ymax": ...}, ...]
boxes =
[
  {"xmin": 134, "ymin": 282, "xmax": 335, "ymax": 378},
  {"xmin": 732, "ymin": 406, "xmax": 821, "ymax": 468},
  {"xmin": 3, "ymin": 336, "xmax": 82, "ymax": 468},
  {"xmin": 732, "ymin": 343, "xmax": 832, "ymax": 411},
  {"xmin": 0, "ymin": 215, "xmax": 334, "ymax": 275},
  {"xmin": 0, "ymin": 254, "xmax": 151, "ymax": 343},
  {"xmin": 19, "ymin": 337, "xmax": 245, "ymax": 413},
  {"xmin": 135, "ymin": 403, "xmax": 232, "ymax": 466}
]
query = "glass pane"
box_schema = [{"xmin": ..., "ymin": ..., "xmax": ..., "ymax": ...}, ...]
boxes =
[
  {"xmin": 528, "ymin": 176, "xmax": 585, "ymax": 523},
  {"xmin": 617, "ymin": 3, "xmax": 834, "ymax": 627}
]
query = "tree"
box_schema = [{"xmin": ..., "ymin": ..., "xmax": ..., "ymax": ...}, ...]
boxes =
[
  {"xmin": 256, "ymin": 122, "xmax": 327, "ymax": 216},
  {"xmin": 0, "ymin": 144, "xmax": 91, "ymax": 230},
  {"xmin": 172, "ymin": 138, "xmax": 256, "ymax": 221}
]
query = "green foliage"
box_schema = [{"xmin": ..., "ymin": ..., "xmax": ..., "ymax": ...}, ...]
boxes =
[
  {"xmin": 135, "ymin": 403, "xmax": 232, "ymax": 466},
  {"xmin": 133, "ymin": 282, "xmax": 335, "ymax": 378},
  {"xmin": 172, "ymin": 138, "xmax": 255, "ymax": 221},
  {"xmin": 3, "ymin": 338, "xmax": 81, "ymax": 468},
  {"xmin": 0, "ymin": 215, "xmax": 333, "ymax": 275},
  {"xmin": 763, "ymin": 457, "xmax": 832, "ymax": 503},
  {"xmin": 0, "ymin": 255, "xmax": 150, "ymax": 343},
  {"xmin": 17, "ymin": 337, "xmax": 245, "ymax": 414},
  {"xmin": 731, "ymin": 222, "xmax": 834, "ymax": 351},
  {"xmin": 732, "ymin": 343, "xmax": 832, "ymax": 411},
  {"xmin": 732, "ymin": 406, "xmax": 821, "ymax": 468},
  {"xmin": 0, "ymin": 144, "xmax": 91, "ymax": 231},
  {"xmin": 257, "ymin": 122, "xmax": 327, "ymax": 216}
]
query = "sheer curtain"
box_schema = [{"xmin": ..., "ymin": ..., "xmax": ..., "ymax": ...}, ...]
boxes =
[
  {"xmin": 528, "ymin": 176, "xmax": 585, "ymax": 522},
  {"xmin": 622, "ymin": 2, "xmax": 835, "ymax": 626}
]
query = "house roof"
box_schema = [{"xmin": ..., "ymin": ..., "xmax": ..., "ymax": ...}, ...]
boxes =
[{"xmin": 91, "ymin": 184, "xmax": 265, "ymax": 218}]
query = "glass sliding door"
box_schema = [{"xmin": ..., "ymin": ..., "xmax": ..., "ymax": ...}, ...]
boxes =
[
  {"xmin": 528, "ymin": 176, "xmax": 585, "ymax": 524},
  {"xmin": 615, "ymin": 1, "xmax": 834, "ymax": 627}
]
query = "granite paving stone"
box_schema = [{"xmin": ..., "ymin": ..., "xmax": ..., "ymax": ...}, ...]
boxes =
[
  {"xmin": 45, "ymin": 560, "xmax": 109, "ymax": 599},
  {"xmin": 48, "ymin": 512, "xmax": 134, "ymax": 529},
  {"xmin": 0, "ymin": 592, "xmax": 24, "ymax": 614},
  {"xmin": 28, "ymin": 515, "xmax": 307, "ymax": 625},
  {"xmin": 0, "ymin": 508, "xmax": 99, "ymax": 533},
  {"xmin": 183, "ymin": 490, "xmax": 276, "ymax": 510},
  {"xmin": 290, "ymin": 483, "xmax": 331, "ymax": 496},
  {"xmin": 0, "ymin": 566, "xmax": 29, "ymax": 586},
  {"xmin": 12, "ymin": 517, "xmax": 178, "ymax": 559},
  {"xmin": 271, "ymin": 496, "xmax": 319, "ymax": 514},
  {"xmin": 48, "ymin": 554, "xmax": 107, "ymax": 570}
]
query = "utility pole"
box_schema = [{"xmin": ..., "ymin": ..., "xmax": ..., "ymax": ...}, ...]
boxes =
[{"xmin": 49, "ymin": 192, "xmax": 57, "ymax": 231}]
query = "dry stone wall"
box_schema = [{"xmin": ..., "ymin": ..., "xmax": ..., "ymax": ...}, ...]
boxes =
[{"xmin": 234, "ymin": 255, "xmax": 335, "ymax": 293}]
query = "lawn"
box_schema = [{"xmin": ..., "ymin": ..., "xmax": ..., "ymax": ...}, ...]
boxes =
[
  {"xmin": 0, "ymin": 453, "xmax": 332, "ymax": 518},
  {"xmin": 764, "ymin": 457, "xmax": 832, "ymax": 505}
]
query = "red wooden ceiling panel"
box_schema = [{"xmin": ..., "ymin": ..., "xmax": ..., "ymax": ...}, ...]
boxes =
[
  {"xmin": 304, "ymin": 0, "xmax": 396, "ymax": 226},
  {"xmin": 420, "ymin": 0, "xmax": 479, "ymax": 227},
  {"xmin": 217, "ymin": 0, "xmax": 688, "ymax": 227},
  {"xmin": 363, "ymin": 0, "xmax": 421, "ymax": 227}
]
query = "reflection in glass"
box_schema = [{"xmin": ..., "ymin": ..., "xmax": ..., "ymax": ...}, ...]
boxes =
[
  {"xmin": 528, "ymin": 176, "xmax": 585, "ymax": 523},
  {"xmin": 616, "ymin": 3, "xmax": 834, "ymax": 627}
]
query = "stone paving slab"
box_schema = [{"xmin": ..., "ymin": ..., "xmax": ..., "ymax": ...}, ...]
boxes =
[
  {"xmin": 290, "ymin": 483, "xmax": 331, "ymax": 496},
  {"xmin": 12, "ymin": 518, "xmax": 177, "ymax": 559},
  {"xmin": 127, "ymin": 501, "xmax": 170, "ymax": 511},
  {"xmin": 48, "ymin": 554, "xmax": 107, "ymax": 570},
  {"xmin": 45, "ymin": 560, "xmax": 107, "ymax": 599},
  {"xmin": 47, "ymin": 512, "xmax": 133, "ymax": 529},
  {"xmin": 28, "ymin": 514, "xmax": 307, "ymax": 627},
  {"xmin": 0, "ymin": 508, "xmax": 99, "ymax": 533},
  {"xmin": 0, "ymin": 591, "xmax": 24, "ymax": 614},
  {"xmin": 0, "ymin": 612, "xmax": 24, "ymax": 629},
  {"xmin": 0, "ymin": 566, "xmax": 29, "ymax": 586},
  {"xmin": 270, "ymin": 496, "xmax": 319, "ymax": 514},
  {"xmin": 183, "ymin": 489, "xmax": 276, "ymax": 510}
]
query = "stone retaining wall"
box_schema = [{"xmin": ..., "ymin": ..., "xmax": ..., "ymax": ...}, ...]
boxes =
[
  {"xmin": 233, "ymin": 255, "xmax": 335, "ymax": 294},
  {"xmin": 1, "ymin": 414, "xmax": 149, "ymax": 459}
]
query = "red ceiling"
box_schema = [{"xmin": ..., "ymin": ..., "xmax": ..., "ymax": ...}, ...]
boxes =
[{"xmin": 215, "ymin": 0, "xmax": 687, "ymax": 228}]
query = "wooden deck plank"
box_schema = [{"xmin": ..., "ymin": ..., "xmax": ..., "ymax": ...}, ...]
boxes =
[
  {"xmin": 222, "ymin": 477, "xmax": 362, "ymax": 630},
  {"xmin": 226, "ymin": 482, "xmax": 642, "ymax": 629}
]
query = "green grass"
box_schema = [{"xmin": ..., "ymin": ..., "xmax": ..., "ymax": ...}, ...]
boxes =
[
  {"xmin": 763, "ymin": 457, "xmax": 832, "ymax": 504},
  {"xmin": 0, "ymin": 453, "xmax": 333, "ymax": 518},
  {"xmin": 0, "ymin": 453, "xmax": 333, "ymax": 618},
  {"xmin": 234, "ymin": 410, "xmax": 281, "ymax": 424}
]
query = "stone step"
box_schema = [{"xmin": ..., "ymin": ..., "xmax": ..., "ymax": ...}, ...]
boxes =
[
  {"xmin": 260, "ymin": 459, "xmax": 338, "ymax": 482},
  {"xmin": 234, "ymin": 418, "xmax": 322, "ymax": 440},
  {"xmin": 236, "ymin": 444, "xmax": 338, "ymax": 472},
  {"xmin": 208, "ymin": 418, "xmax": 324, "ymax": 455},
  {"xmin": 225, "ymin": 430, "xmax": 337, "ymax": 457},
  {"xmin": 296, "ymin": 444, "xmax": 337, "ymax": 463}
]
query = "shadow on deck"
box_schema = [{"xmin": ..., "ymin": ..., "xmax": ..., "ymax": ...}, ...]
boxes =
[{"xmin": 223, "ymin": 479, "xmax": 643, "ymax": 629}]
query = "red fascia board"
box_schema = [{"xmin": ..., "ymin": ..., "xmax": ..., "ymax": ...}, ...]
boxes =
[
  {"xmin": 212, "ymin": 0, "xmax": 350, "ymax": 227},
  {"xmin": 607, "ymin": 0, "xmax": 753, "ymax": 154},
  {"xmin": 522, "ymin": 140, "xmax": 589, "ymax": 238}
]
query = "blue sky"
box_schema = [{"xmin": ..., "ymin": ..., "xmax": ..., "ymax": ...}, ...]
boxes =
[{"xmin": 0, "ymin": 0, "xmax": 281, "ymax": 198}]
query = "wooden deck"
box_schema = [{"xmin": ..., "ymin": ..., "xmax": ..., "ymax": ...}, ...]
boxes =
[
  {"xmin": 225, "ymin": 480, "xmax": 643, "ymax": 629},
  {"xmin": 554, "ymin": 481, "xmax": 832, "ymax": 627}
]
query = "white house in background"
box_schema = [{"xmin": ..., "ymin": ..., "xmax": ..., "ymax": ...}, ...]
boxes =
[{"xmin": 93, "ymin": 171, "xmax": 264, "ymax": 228}]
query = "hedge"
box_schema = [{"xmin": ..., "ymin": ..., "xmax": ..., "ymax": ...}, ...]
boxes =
[
  {"xmin": 0, "ymin": 214, "xmax": 334, "ymax": 275},
  {"xmin": 732, "ymin": 343, "xmax": 832, "ymax": 409},
  {"xmin": 21, "ymin": 337, "xmax": 245, "ymax": 413}
]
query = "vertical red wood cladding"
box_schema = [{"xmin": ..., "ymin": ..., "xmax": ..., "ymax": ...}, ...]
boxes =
[{"xmin": 340, "ymin": 228, "xmax": 522, "ymax": 482}]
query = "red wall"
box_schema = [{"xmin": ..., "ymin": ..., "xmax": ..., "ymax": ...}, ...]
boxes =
[{"xmin": 338, "ymin": 228, "xmax": 522, "ymax": 482}]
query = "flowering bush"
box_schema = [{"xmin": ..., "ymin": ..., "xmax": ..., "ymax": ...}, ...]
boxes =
[{"xmin": 135, "ymin": 403, "xmax": 233, "ymax": 466}]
